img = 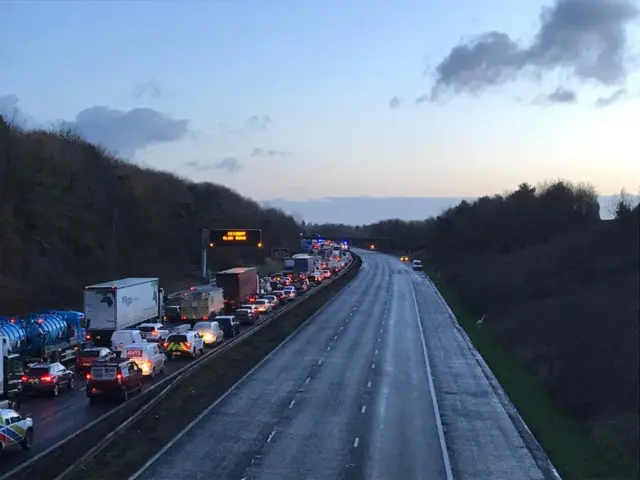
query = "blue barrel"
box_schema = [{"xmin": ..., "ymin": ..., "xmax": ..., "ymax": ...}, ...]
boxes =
[{"xmin": 0, "ymin": 317, "xmax": 27, "ymax": 353}]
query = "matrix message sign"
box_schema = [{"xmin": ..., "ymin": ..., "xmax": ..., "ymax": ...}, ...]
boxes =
[{"xmin": 209, "ymin": 229, "xmax": 262, "ymax": 247}]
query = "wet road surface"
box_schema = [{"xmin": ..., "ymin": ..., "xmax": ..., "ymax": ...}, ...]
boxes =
[{"xmin": 133, "ymin": 249, "xmax": 556, "ymax": 480}]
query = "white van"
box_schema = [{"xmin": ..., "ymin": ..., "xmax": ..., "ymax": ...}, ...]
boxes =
[
  {"xmin": 111, "ymin": 330, "xmax": 144, "ymax": 353},
  {"xmin": 121, "ymin": 342, "xmax": 166, "ymax": 378},
  {"xmin": 193, "ymin": 321, "xmax": 224, "ymax": 346},
  {"xmin": 412, "ymin": 260, "xmax": 423, "ymax": 271}
]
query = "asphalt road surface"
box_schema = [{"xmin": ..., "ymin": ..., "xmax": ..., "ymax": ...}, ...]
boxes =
[{"xmin": 134, "ymin": 249, "xmax": 556, "ymax": 480}]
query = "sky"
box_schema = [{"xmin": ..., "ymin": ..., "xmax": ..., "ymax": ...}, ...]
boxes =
[{"xmin": 1, "ymin": 0, "xmax": 639, "ymax": 223}]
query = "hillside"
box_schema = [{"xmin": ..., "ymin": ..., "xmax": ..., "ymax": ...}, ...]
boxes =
[
  {"xmin": 310, "ymin": 181, "xmax": 639, "ymax": 478},
  {"xmin": 0, "ymin": 115, "xmax": 302, "ymax": 314}
]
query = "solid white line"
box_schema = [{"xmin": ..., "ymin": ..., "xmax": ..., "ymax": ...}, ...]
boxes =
[
  {"xmin": 409, "ymin": 274, "xmax": 454, "ymax": 480},
  {"xmin": 353, "ymin": 437, "xmax": 359, "ymax": 448}
]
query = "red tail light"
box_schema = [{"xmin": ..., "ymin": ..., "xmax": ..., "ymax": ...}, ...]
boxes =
[
  {"xmin": 116, "ymin": 373, "xmax": 122, "ymax": 380},
  {"xmin": 185, "ymin": 342, "xmax": 191, "ymax": 349},
  {"xmin": 182, "ymin": 316, "xmax": 187, "ymax": 320},
  {"xmin": 86, "ymin": 333, "xmax": 92, "ymax": 340},
  {"xmin": 41, "ymin": 376, "xmax": 53, "ymax": 382},
  {"xmin": 163, "ymin": 342, "xmax": 169, "ymax": 348},
  {"xmin": 21, "ymin": 376, "xmax": 27, "ymax": 383},
  {"xmin": 86, "ymin": 373, "xmax": 91, "ymax": 380}
]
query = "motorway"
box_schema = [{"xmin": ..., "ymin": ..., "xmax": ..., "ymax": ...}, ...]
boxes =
[
  {"xmin": 133, "ymin": 249, "xmax": 555, "ymax": 480},
  {"xmin": 0, "ymin": 308, "xmax": 286, "ymax": 475}
]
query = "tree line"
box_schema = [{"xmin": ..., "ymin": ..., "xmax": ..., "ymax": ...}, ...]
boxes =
[{"xmin": 0, "ymin": 115, "xmax": 302, "ymax": 314}]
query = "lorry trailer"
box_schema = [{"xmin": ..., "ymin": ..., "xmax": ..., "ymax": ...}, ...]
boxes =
[
  {"xmin": 84, "ymin": 278, "xmax": 164, "ymax": 347},
  {"xmin": 216, "ymin": 267, "xmax": 258, "ymax": 313},
  {"xmin": 179, "ymin": 285, "xmax": 225, "ymax": 323}
]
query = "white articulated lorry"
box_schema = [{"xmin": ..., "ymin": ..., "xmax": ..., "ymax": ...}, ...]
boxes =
[{"xmin": 84, "ymin": 278, "xmax": 165, "ymax": 347}]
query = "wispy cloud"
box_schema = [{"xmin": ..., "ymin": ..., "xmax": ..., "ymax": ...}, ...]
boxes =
[
  {"xmin": 594, "ymin": 87, "xmax": 628, "ymax": 108},
  {"xmin": 543, "ymin": 87, "xmax": 578, "ymax": 105},
  {"xmin": 131, "ymin": 80, "xmax": 162, "ymax": 100},
  {"xmin": 214, "ymin": 157, "xmax": 242, "ymax": 173},
  {"xmin": 389, "ymin": 96, "xmax": 401, "ymax": 109},
  {"xmin": 220, "ymin": 114, "xmax": 274, "ymax": 135},
  {"xmin": 251, "ymin": 147, "xmax": 287, "ymax": 157}
]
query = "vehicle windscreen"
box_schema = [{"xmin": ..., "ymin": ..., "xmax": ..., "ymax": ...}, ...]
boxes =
[
  {"xmin": 167, "ymin": 335, "xmax": 188, "ymax": 343},
  {"xmin": 27, "ymin": 366, "xmax": 50, "ymax": 376},
  {"xmin": 217, "ymin": 317, "xmax": 231, "ymax": 327},
  {"xmin": 90, "ymin": 366, "xmax": 118, "ymax": 380},
  {"xmin": 138, "ymin": 326, "xmax": 157, "ymax": 333},
  {"xmin": 78, "ymin": 350, "xmax": 101, "ymax": 357},
  {"xmin": 194, "ymin": 322, "xmax": 212, "ymax": 331},
  {"xmin": 235, "ymin": 310, "xmax": 249, "ymax": 317},
  {"xmin": 256, "ymin": 299, "xmax": 267, "ymax": 304}
]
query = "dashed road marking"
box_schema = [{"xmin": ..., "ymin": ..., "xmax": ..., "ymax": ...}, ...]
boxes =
[
  {"xmin": 353, "ymin": 437, "xmax": 360, "ymax": 448},
  {"xmin": 367, "ymin": 381, "xmax": 371, "ymax": 388},
  {"xmin": 361, "ymin": 405, "xmax": 366, "ymax": 414},
  {"xmin": 374, "ymin": 349, "xmax": 378, "ymax": 354},
  {"xmin": 371, "ymin": 363, "xmax": 376, "ymax": 369},
  {"xmin": 334, "ymin": 335, "xmax": 338, "ymax": 340},
  {"xmin": 305, "ymin": 377, "xmax": 311, "ymax": 384},
  {"xmin": 289, "ymin": 399, "xmax": 295, "ymax": 408},
  {"xmin": 267, "ymin": 431, "xmax": 276, "ymax": 442},
  {"xmin": 327, "ymin": 346, "xmax": 331, "ymax": 351},
  {"xmin": 318, "ymin": 359, "xmax": 323, "ymax": 365}
]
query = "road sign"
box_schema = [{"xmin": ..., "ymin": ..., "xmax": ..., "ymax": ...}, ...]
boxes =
[
  {"xmin": 209, "ymin": 229, "xmax": 262, "ymax": 247},
  {"xmin": 271, "ymin": 247, "xmax": 289, "ymax": 259}
]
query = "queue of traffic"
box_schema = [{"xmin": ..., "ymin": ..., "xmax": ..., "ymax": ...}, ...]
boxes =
[{"xmin": 0, "ymin": 245, "xmax": 352, "ymax": 454}]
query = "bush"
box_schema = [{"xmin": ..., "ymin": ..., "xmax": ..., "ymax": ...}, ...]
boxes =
[{"xmin": 0, "ymin": 115, "xmax": 301, "ymax": 315}]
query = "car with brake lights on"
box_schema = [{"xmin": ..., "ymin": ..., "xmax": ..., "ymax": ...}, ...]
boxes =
[
  {"xmin": 234, "ymin": 308, "xmax": 257, "ymax": 326},
  {"xmin": 193, "ymin": 321, "xmax": 224, "ymax": 346},
  {"xmin": 163, "ymin": 305, "xmax": 181, "ymax": 322},
  {"xmin": 86, "ymin": 359, "xmax": 144, "ymax": 402},
  {"xmin": 0, "ymin": 408, "xmax": 33, "ymax": 452},
  {"xmin": 321, "ymin": 269, "xmax": 332, "ymax": 279},
  {"xmin": 21, "ymin": 362, "xmax": 75, "ymax": 397},
  {"xmin": 253, "ymin": 299, "xmax": 272, "ymax": 314},
  {"xmin": 216, "ymin": 315, "xmax": 241, "ymax": 338},
  {"xmin": 75, "ymin": 347, "xmax": 116, "ymax": 374},
  {"xmin": 282, "ymin": 286, "xmax": 297, "ymax": 301},
  {"xmin": 163, "ymin": 331, "xmax": 205, "ymax": 359},
  {"xmin": 240, "ymin": 303, "xmax": 261, "ymax": 315},
  {"xmin": 271, "ymin": 290, "xmax": 287, "ymax": 303},
  {"xmin": 262, "ymin": 295, "xmax": 279, "ymax": 308},
  {"xmin": 137, "ymin": 322, "xmax": 170, "ymax": 342}
]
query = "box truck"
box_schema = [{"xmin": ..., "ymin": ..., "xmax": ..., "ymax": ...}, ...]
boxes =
[
  {"xmin": 84, "ymin": 278, "xmax": 164, "ymax": 347},
  {"xmin": 180, "ymin": 285, "xmax": 225, "ymax": 323},
  {"xmin": 216, "ymin": 267, "xmax": 258, "ymax": 313}
]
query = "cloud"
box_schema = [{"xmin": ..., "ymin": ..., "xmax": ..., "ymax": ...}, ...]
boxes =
[
  {"xmin": 251, "ymin": 147, "xmax": 287, "ymax": 157},
  {"xmin": 66, "ymin": 106, "xmax": 189, "ymax": 159},
  {"xmin": 389, "ymin": 96, "xmax": 401, "ymax": 109},
  {"xmin": 544, "ymin": 87, "xmax": 578, "ymax": 104},
  {"xmin": 214, "ymin": 157, "xmax": 242, "ymax": 173},
  {"xmin": 594, "ymin": 87, "xmax": 628, "ymax": 107},
  {"xmin": 427, "ymin": 0, "xmax": 639, "ymax": 100},
  {"xmin": 132, "ymin": 80, "xmax": 162, "ymax": 100}
]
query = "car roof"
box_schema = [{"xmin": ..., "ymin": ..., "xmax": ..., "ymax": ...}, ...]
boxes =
[{"xmin": 29, "ymin": 363, "xmax": 51, "ymax": 368}]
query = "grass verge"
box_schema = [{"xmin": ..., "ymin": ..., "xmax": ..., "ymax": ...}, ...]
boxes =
[
  {"xmin": 60, "ymin": 255, "xmax": 361, "ymax": 480},
  {"xmin": 423, "ymin": 263, "xmax": 637, "ymax": 480}
]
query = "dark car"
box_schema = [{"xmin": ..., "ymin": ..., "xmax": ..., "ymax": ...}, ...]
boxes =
[
  {"xmin": 233, "ymin": 309, "xmax": 256, "ymax": 326},
  {"xmin": 216, "ymin": 315, "xmax": 241, "ymax": 338},
  {"xmin": 86, "ymin": 359, "xmax": 144, "ymax": 402},
  {"xmin": 75, "ymin": 347, "xmax": 116, "ymax": 373},
  {"xmin": 163, "ymin": 305, "xmax": 181, "ymax": 323},
  {"xmin": 22, "ymin": 362, "xmax": 74, "ymax": 396}
]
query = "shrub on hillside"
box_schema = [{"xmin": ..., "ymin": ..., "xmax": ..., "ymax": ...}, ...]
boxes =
[{"xmin": 0, "ymin": 115, "xmax": 301, "ymax": 314}]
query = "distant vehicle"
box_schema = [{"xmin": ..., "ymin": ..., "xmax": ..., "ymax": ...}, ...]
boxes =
[
  {"xmin": 137, "ymin": 323, "xmax": 169, "ymax": 342},
  {"xmin": 163, "ymin": 332, "xmax": 204, "ymax": 359},
  {"xmin": 163, "ymin": 305, "xmax": 181, "ymax": 323},
  {"xmin": 121, "ymin": 342, "xmax": 165, "ymax": 378},
  {"xmin": 215, "ymin": 316, "xmax": 241, "ymax": 338},
  {"xmin": 233, "ymin": 309, "xmax": 257, "ymax": 326},
  {"xmin": 400, "ymin": 255, "xmax": 409, "ymax": 262},
  {"xmin": 193, "ymin": 321, "xmax": 224, "ymax": 346},
  {"xmin": 75, "ymin": 347, "xmax": 116, "ymax": 374},
  {"xmin": 412, "ymin": 260, "xmax": 423, "ymax": 271},
  {"xmin": 179, "ymin": 285, "xmax": 224, "ymax": 323},
  {"xmin": 216, "ymin": 268, "xmax": 259, "ymax": 313},
  {"xmin": 369, "ymin": 244, "xmax": 375, "ymax": 250}
]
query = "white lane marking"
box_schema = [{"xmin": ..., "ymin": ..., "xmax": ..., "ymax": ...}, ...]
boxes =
[
  {"xmin": 353, "ymin": 437, "xmax": 360, "ymax": 448},
  {"xmin": 371, "ymin": 363, "xmax": 375, "ymax": 369},
  {"xmin": 80, "ymin": 387, "xmax": 86, "ymax": 392},
  {"xmin": 377, "ymin": 338, "xmax": 380, "ymax": 342},
  {"xmin": 289, "ymin": 400, "xmax": 295, "ymax": 409},
  {"xmin": 409, "ymin": 275, "xmax": 454, "ymax": 480},
  {"xmin": 367, "ymin": 381, "xmax": 371, "ymax": 388},
  {"xmin": 318, "ymin": 359, "xmax": 323, "ymax": 365},
  {"xmin": 305, "ymin": 377, "xmax": 311, "ymax": 384},
  {"xmin": 361, "ymin": 405, "xmax": 366, "ymax": 414},
  {"xmin": 334, "ymin": 335, "xmax": 338, "ymax": 340},
  {"xmin": 267, "ymin": 431, "xmax": 276, "ymax": 442},
  {"xmin": 374, "ymin": 349, "xmax": 378, "ymax": 354},
  {"xmin": 326, "ymin": 346, "xmax": 331, "ymax": 351}
]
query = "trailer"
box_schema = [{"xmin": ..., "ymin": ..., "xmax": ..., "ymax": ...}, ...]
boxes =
[
  {"xmin": 84, "ymin": 278, "xmax": 164, "ymax": 347},
  {"xmin": 179, "ymin": 285, "xmax": 225, "ymax": 323},
  {"xmin": 0, "ymin": 335, "xmax": 24, "ymax": 408},
  {"xmin": 216, "ymin": 267, "xmax": 258, "ymax": 313},
  {"xmin": 293, "ymin": 255, "xmax": 315, "ymax": 274}
]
